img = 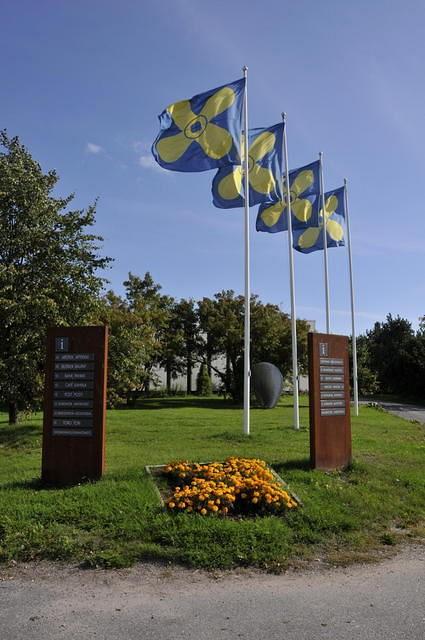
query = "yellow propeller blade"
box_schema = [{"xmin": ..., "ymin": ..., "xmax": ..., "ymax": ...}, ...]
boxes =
[
  {"xmin": 156, "ymin": 131, "xmax": 192, "ymax": 163},
  {"xmin": 218, "ymin": 167, "xmax": 243, "ymax": 200},
  {"xmin": 249, "ymin": 165, "xmax": 276, "ymax": 195},
  {"xmin": 326, "ymin": 220, "xmax": 344, "ymax": 242},
  {"xmin": 291, "ymin": 198, "xmax": 312, "ymax": 223},
  {"xmin": 298, "ymin": 226, "xmax": 321, "ymax": 249},
  {"xmin": 260, "ymin": 201, "xmax": 284, "ymax": 227},
  {"xmin": 202, "ymin": 87, "xmax": 236, "ymax": 121},
  {"xmin": 249, "ymin": 131, "xmax": 276, "ymax": 162},
  {"xmin": 323, "ymin": 194, "xmax": 338, "ymax": 220},
  {"xmin": 291, "ymin": 170, "xmax": 314, "ymax": 197},
  {"xmin": 198, "ymin": 123, "xmax": 233, "ymax": 160},
  {"xmin": 167, "ymin": 100, "xmax": 197, "ymax": 132}
]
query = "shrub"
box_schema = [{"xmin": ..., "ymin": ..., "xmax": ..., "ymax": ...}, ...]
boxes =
[{"xmin": 196, "ymin": 364, "xmax": 212, "ymax": 396}]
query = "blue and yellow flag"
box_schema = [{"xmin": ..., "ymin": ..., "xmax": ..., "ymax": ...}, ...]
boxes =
[
  {"xmin": 151, "ymin": 78, "xmax": 245, "ymax": 172},
  {"xmin": 293, "ymin": 186, "xmax": 346, "ymax": 253},
  {"xmin": 255, "ymin": 160, "xmax": 320, "ymax": 233},
  {"xmin": 211, "ymin": 123, "xmax": 284, "ymax": 208}
]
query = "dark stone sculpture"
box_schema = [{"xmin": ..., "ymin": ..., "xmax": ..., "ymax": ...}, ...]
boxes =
[{"xmin": 251, "ymin": 362, "xmax": 284, "ymax": 409}]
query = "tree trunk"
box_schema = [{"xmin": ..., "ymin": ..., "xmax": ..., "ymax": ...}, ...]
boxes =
[
  {"xmin": 207, "ymin": 351, "xmax": 212, "ymax": 378},
  {"xmin": 206, "ymin": 335, "xmax": 212, "ymax": 377},
  {"xmin": 166, "ymin": 362, "xmax": 172, "ymax": 395},
  {"xmin": 8, "ymin": 402, "xmax": 18, "ymax": 425},
  {"xmin": 225, "ymin": 352, "xmax": 231, "ymax": 396},
  {"xmin": 186, "ymin": 352, "xmax": 192, "ymax": 394}
]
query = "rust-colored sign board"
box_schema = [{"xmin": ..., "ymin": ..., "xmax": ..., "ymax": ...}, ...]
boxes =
[
  {"xmin": 41, "ymin": 326, "xmax": 108, "ymax": 485},
  {"xmin": 308, "ymin": 332, "xmax": 352, "ymax": 470}
]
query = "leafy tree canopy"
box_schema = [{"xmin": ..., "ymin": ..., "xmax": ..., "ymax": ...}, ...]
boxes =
[
  {"xmin": 356, "ymin": 314, "xmax": 425, "ymax": 399},
  {"xmin": 95, "ymin": 273, "xmax": 177, "ymax": 405},
  {"xmin": 0, "ymin": 131, "xmax": 111, "ymax": 423}
]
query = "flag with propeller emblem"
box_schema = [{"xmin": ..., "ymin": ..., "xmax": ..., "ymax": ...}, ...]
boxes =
[
  {"xmin": 256, "ymin": 160, "xmax": 320, "ymax": 233},
  {"xmin": 211, "ymin": 123, "xmax": 284, "ymax": 208},
  {"xmin": 151, "ymin": 78, "xmax": 245, "ymax": 172},
  {"xmin": 292, "ymin": 186, "xmax": 346, "ymax": 253}
]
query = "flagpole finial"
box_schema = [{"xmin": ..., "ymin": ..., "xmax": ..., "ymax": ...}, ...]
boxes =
[
  {"xmin": 281, "ymin": 112, "xmax": 287, "ymax": 123},
  {"xmin": 242, "ymin": 65, "xmax": 248, "ymax": 73},
  {"xmin": 319, "ymin": 151, "xmax": 323, "ymax": 159},
  {"xmin": 344, "ymin": 177, "xmax": 348, "ymax": 186}
]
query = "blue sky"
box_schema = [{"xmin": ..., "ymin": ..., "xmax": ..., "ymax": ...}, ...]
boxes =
[{"xmin": 2, "ymin": 0, "xmax": 425, "ymax": 336}]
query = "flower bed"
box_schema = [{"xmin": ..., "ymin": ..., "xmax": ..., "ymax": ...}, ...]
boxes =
[{"xmin": 147, "ymin": 457, "xmax": 301, "ymax": 517}]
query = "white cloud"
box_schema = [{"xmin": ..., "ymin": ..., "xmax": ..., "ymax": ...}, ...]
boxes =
[
  {"xmin": 86, "ymin": 142, "xmax": 104, "ymax": 154},
  {"xmin": 138, "ymin": 154, "xmax": 168, "ymax": 173}
]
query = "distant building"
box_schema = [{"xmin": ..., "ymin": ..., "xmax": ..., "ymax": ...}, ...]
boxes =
[
  {"xmin": 152, "ymin": 321, "xmax": 316, "ymax": 394},
  {"xmin": 152, "ymin": 353, "xmax": 225, "ymax": 394}
]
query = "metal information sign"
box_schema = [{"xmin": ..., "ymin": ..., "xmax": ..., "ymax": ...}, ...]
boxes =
[
  {"xmin": 52, "ymin": 352, "xmax": 95, "ymax": 435},
  {"xmin": 41, "ymin": 326, "xmax": 108, "ymax": 485},
  {"xmin": 308, "ymin": 333, "xmax": 352, "ymax": 470}
]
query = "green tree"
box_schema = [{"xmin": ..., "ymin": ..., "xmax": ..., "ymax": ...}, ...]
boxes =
[
  {"xmin": 174, "ymin": 298, "xmax": 200, "ymax": 394},
  {"xmin": 197, "ymin": 291, "xmax": 309, "ymax": 401},
  {"xmin": 196, "ymin": 363, "xmax": 212, "ymax": 396},
  {"xmin": 202, "ymin": 290, "xmax": 245, "ymax": 399},
  {"xmin": 198, "ymin": 296, "xmax": 219, "ymax": 377},
  {"xmin": 353, "ymin": 315, "xmax": 425, "ymax": 400},
  {"xmin": 124, "ymin": 271, "xmax": 162, "ymax": 305},
  {"xmin": 251, "ymin": 301, "xmax": 310, "ymax": 381},
  {"xmin": 157, "ymin": 299, "xmax": 186, "ymax": 394},
  {"xmin": 95, "ymin": 291, "xmax": 156, "ymax": 407},
  {"xmin": 95, "ymin": 273, "xmax": 187, "ymax": 404},
  {"xmin": 351, "ymin": 335, "xmax": 380, "ymax": 396},
  {"xmin": 366, "ymin": 314, "xmax": 415, "ymax": 395},
  {"xmin": 123, "ymin": 272, "xmax": 172, "ymax": 394},
  {"xmin": 403, "ymin": 330, "xmax": 425, "ymax": 400},
  {"xmin": 0, "ymin": 132, "xmax": 111, "ymax": 424}
]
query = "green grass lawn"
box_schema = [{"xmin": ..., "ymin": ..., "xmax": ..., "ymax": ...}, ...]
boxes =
[{"xmin": 0, "ymin": 396, "xmax": 424, "ymax": 570}]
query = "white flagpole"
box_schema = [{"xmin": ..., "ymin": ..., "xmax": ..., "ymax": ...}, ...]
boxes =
[
  {"xmin": 242, "ymin": 65, "xmax": 251, "ymax": 436},
  {"xmin": 282, "ymin": 113, "xmax": 300, "ymax": 430},
  {"xmin": 319, "ymin": 152, "xmax": 331, "ymax": 333},
  {"xmin": 344, "ymin": 178, "xmax": 359, "ymax": 416}
]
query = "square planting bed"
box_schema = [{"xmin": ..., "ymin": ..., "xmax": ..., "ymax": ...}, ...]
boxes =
[{"xmin": 145, "ymin": 458, "xmax": 302, "ymax": 517}]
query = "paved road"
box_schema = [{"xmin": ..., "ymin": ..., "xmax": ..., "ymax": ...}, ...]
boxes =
[
  {"xmin": 1, "ymin": 545, "xmax": 424, "ymax": 639},
  {"xmin": 378, "ymin": 401, "xmax": 425, "ymax": 424}
]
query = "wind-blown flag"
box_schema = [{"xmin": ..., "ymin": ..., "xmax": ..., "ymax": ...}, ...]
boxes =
[
  {"xmin": 211, "ymin": 123, "xmax": 284, "ymax": 208},
  {"xmin": 255, "ymin": 160, "xmax": 320, "ymax": 233},
  {"xmin": 293, "ymin": 186, "xmax": 346, "ymax": 253},
  {"xmin": 151, "ymin": 78, "xmax": 245, "ymax": 172}
]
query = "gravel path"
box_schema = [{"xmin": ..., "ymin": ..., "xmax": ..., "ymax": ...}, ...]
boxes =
[{"xmin": 1, "ymin": 545, "xmax": 424, "ymax": 639}]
